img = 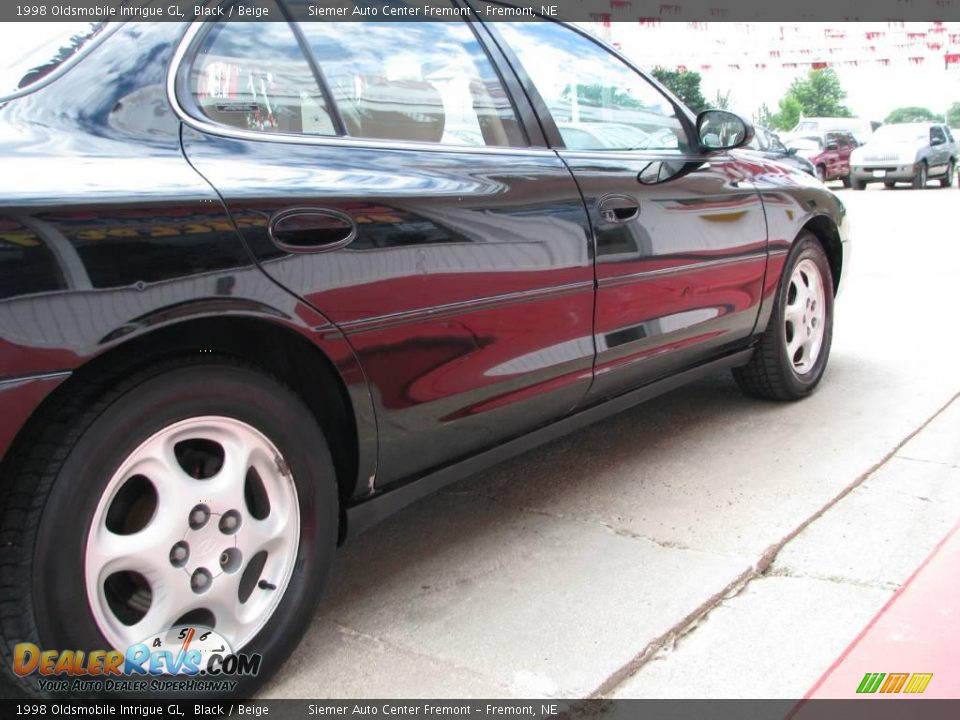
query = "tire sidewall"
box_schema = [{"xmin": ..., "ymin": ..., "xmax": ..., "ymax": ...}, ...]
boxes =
[
  {"xmin": 771, "ymin": 235, "xmax": 835, "ymax": 397},
  {"xmin": 30, "ymin": 363, "xmax": 337, "ymax": 698}
]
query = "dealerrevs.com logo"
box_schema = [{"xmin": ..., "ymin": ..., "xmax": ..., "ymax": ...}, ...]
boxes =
[{"xmin": 13, "ymin": 626, "xmax": 261, "ymax": 694}]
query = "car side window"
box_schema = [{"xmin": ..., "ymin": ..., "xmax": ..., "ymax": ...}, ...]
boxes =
[
  {"xmin": 930, "ymin": 126, "xmax": 946, "ymax": 144},
  {"xmin": 491, "ymin": 18, "xmax": 690, "ymax": 153},
  {"xmin": 186, "ymin": 6, "xmax": 336, "ymax": 135},
  {"xmin": 297, "ymin": 20, "xmax": 526, "ymax": 147}
]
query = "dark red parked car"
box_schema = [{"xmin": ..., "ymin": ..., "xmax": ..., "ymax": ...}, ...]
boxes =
[{"xmin": 789, "ymin": 131, "xmax": 857, "ymax": 185}]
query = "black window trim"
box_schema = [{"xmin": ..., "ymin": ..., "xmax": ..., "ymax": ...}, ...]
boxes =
[
  {"xmin": 167, "ymin": 5, "xmax": 546, "ymax": 156},
  {"xmin": 468, "ymin": 0, "xmax": 703, "ymax": 158}
]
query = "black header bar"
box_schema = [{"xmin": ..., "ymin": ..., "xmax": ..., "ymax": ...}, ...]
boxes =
[{"xmin": 4, "ymin": 0, "xmax": 960, "ymax": 23}]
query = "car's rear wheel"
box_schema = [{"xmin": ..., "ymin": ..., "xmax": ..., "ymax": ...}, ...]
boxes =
[
  {"xmin": 0, "ymin": 358, "xmax": 338, "ymax": 698},
  {"xmin": 733, "ymin": 232, "xmax": 834, "ymax": 400},
  {"xmin": 940, "ymin": 160, "xmax": 955, "ymax": 188},
  {"xmin": 912, "ymin": 162, "xmax": 928, "ymax": 189}
]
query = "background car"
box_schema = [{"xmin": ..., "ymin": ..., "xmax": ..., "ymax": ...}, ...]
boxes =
[
  {"xmin": 0, "ymin": 13, "xmax": 849, "ymax": 699},
  {"xmin": 788, "ymin": 131, "xmax": 857, "ymax": 185},
  {"xmin": 849, "ymin": 122, "xmax": 958, "ymax": 190},
  {"xmin": 743, "ymin": 126, "xmax": 816, "ymax": 176},
  {"xmin": 786, "ymin": 117, "xmax": 875, "ymax": 146}
]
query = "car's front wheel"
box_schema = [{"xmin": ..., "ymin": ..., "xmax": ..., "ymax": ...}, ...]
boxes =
[
  {"xmin": 0, "ymin": 358, "xmax": 338, "ymax": 698},
  {"xmin": 733, "ymin": 232, "xmax": 834, "ymax": 400},
  {"xmin": 912, "ymin": 162, "xmax": 928, "ymax": 189}
]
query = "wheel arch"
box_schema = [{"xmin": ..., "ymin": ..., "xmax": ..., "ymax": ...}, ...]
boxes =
[
  {"xmin": 802, "ymin": 215, "xmax": 843, "ymax": 295},
  {"xmin": 3, "ymin": 313, "xmax": 371, "ymax": 538}
]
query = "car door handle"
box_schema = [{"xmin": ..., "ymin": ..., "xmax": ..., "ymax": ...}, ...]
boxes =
[
  {"xmin": 598, "ymin": 195, "xmax": 640, "ymax": 224},
  {"xmin": 268, "ymin": 208, "xmax": 358, "ymax": 253}
]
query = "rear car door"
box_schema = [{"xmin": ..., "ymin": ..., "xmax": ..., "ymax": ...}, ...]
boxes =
[
  {"xmin": 483, "ymin": 16, "xmax": 768, "ymax": 399},
  {"xmin": 174, "ymin": 4, "xmax": 596, "ymax": 489}
]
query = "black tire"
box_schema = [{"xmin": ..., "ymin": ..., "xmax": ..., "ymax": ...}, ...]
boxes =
[
  {"xmin": 816, "ymin": 165, "xmax": 826, "ymax": 183},
  {"xmin": 841, "ymin": 176, "xmax": 851, "ymax": 188},
  {"xmin": 850, "ymin": 176, "xmax": 865, "ymax": 191},
  {"xmin": 0, "ymin": 358, "xmax": 338, "ymax": 699},
  {"xmin": 884, "ymin": 181, "xmax": 896, "ymax": 189},
  {"xmin": 912, "ymin": 162, "xmax": 928, "ymax": 189},
  {"xmin": 940, "ymin": 161, "xmax": 955, "ymax": 188},
  {"xmin": 733, "ymin": 232, "xmax": 834, "ymax": 401}
]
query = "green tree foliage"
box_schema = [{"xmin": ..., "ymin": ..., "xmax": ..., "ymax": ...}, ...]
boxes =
[
  {"xmin": 785, "ymin": 68, "xmax": 852, "ymax": 118},
  {"xmin": 944, "ymin": 102, "xmax": 960, "ymax": 127},
  {"xmin": 770, "ymin": 95, "xmax": 802, "ymax": 131},
  {"xmin": 884, "ymin": 106, "xmax": 938, "ymax": 124},
  {"xmin": 651, "ymin": 68, "xmax": 709, "ymax": 114}
]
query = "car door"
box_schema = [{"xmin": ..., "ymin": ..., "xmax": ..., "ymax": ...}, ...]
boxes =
[
  {"xmin": 929, "ymin": 126, "xmax": 948, "ymax": 174},
  {"xmin": 482, "ymin": 14, "xmax": 768, "ymax": 400},
  {"xmin": 174, "ymin": 4, "xmax": 596, "ymax": 488}
]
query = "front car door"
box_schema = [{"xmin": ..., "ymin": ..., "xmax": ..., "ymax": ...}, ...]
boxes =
[
  {"xmin": 928, "ymin": 125, "xmax": 949, "ymax": 174},
  {"xmin": 482, "ymin": 14, "xmax": 768, "ymax": 400},
  {"xmin": 174, "ymin": 2, "xmax": 597, "ymax": 491}
]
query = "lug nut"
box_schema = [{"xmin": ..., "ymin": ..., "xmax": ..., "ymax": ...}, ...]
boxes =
[
  {"xmin": 190, "ymin": 567, "xmax": 212, "ymax": 593},
  {"xmin": 169, "ymin": 541, "xmax": 190, "ymax": 568},
  {"xmin": 220, "ymin": 547, "xmax": 242, "ymax": 573},
  {"xmin": 219, "ymin": 510, "xmax": 242, "ymax": 535},
  {"xmin": 189, "ymin": 504, "xmax": 210, "ymax": 530}
]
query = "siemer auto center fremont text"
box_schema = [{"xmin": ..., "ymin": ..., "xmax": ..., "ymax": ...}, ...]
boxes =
[
  {"xmin": 307, "ymin": 705, "xmax": 559, "ymax": 716},
  {"xmin": 307, "ymin": 4, "xmax": 547, "ymax": 16}
]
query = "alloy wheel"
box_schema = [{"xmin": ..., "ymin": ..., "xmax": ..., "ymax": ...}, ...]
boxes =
[
  {"xmin": 84, "ymin": 416, "xmax": 300, "ymax": 651},
  {"xmin": 783, "ymin": 258, "xmax": 827, "ymax": 375}
]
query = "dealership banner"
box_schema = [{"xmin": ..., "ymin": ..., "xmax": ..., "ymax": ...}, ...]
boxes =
[
  {"xmin": 5, "ymin": 0, "xmax": 960, "ymax": 22},
  {"xmin": 0, "ymin": 700, "xmax": 959, "ymax": 718}
]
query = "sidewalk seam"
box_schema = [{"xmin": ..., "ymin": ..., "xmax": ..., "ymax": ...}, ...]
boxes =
[{"xmin": 589, "ymin": 389, "xmax": 960, "ymax": 699}]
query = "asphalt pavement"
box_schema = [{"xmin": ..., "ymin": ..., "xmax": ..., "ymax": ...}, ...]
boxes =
[{"xmin": 261, "ymin": 182, "xmax": 960, "ymax": 699}]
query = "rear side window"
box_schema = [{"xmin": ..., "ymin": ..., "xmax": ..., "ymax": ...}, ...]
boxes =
[
  {"xmin": 297, "ymin": 21, "xmax": 525, "ymax": 147},
  {"xmin": 186, "ymin": 5, "xmax": 336, "ymax": 135},
  {"xmin": 930, "ymin": 126, "xmax": 946, "ymax": 144},
  {"xmin": 184, "ymin": 10, "xmax": 525, "ymax": 147}
]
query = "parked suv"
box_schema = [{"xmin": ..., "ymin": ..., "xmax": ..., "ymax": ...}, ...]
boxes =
[
  {"xmin": 789, "ymin": 131, "xmax": 857, "ymax": 185},
  {"xmin": 0, "ymin": 9, "xmax": 850, "ymax": 698},
  {"xmin": 849, "ymin": 123, "xmax": 957, "ymax": 189}
]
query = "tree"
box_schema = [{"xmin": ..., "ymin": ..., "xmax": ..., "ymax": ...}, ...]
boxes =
[
  {"xmin": 770, "ymin": 95, "xmax": 802, "ymax": 131},
  {"xmin": 753, "ymin": 103, "xmax": 774, "ymax": 129},
  {"xmin": 712, "ymin": 89, "xmax": 733, "ymax": 110},
  {"xmin": 885, "ymin": 106, "xmax": 937, "ymax": 124},
  {"xmin": 651, "ymin": 68, "xmax": 708, "ymax": 114},
  {"xmin": 783, "ymin": 68, "xmax": 852, "ymax": 119},
  {"xmin": 946, "ymin": 101, "xmax": 960, "ymax": 128}
]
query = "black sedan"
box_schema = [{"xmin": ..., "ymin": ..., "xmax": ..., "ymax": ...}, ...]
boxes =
[{"xmin": 0, "ymin": 6, "xmax": 850, "ymax": 698}]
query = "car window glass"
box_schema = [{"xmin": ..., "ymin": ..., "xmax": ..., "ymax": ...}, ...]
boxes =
[
  {"xmin": 768, "ymin": 133, "xmax": 787, "ymax": 153},
  {"xmin": 492, "ymin": 18, "xmax": 689, "ymax": 152},
  {"xmin": 931, "ymin": 126, "xmax": 945, "ymax": 143},
  {"xmin": 297, "ymin": 20, "xmax": 526, "ymax": 147},
  {"xmin": 187, "ymin": 6, "xmax": 335, "ymax": 135}
]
